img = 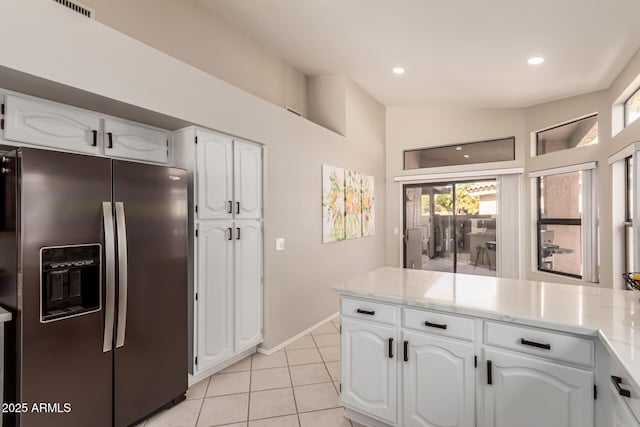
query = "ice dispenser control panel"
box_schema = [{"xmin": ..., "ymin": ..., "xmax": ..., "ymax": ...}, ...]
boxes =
[{"xmin": 40, "ymin": 244, "xmax": 101, "ymax": 322}]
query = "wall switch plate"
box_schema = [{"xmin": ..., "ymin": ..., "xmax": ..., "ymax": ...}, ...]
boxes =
[
  {"xmin": 276, "ymin": 238, "xmax": 285, "ymax": 251},
  {"xmin": 393, "ymin": 227, "xmax": 399, "ymax": 235}
]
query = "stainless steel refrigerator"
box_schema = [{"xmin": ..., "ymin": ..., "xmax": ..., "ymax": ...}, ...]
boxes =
[{"xmin": 0, "ymin": 147, "xmax": 188, "ymax": 427}]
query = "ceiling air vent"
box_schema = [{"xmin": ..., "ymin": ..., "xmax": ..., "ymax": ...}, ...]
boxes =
[{"xmin": 52, "ymin": 0, "xmax": 95, "ymax": 19}]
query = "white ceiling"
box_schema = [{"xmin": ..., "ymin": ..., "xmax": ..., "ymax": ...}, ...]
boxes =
[{"xmin": 196, "ymin": 0, "xmax": 640, "ymax": 108}]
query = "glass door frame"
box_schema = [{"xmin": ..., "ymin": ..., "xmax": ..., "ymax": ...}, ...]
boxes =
[{"xmin": 402, "ymin": 178, "xmax": 497, "ymax": 274}]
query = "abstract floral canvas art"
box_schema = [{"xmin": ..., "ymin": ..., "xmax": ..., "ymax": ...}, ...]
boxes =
[
  {"xmin": 362, "ymin": 175, "xmax": 375, "ymax": 237},
  {"xmin": 345, "ymin": 170, "xmax": 362, "ymax": 239},
  {"xmin": 322, "ymin": 165, "xmax": 346, "ymax": 242}
]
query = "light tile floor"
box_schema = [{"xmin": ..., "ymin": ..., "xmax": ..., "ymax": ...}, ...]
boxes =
[{"xmin": 140, "ymin": 317, "xmax": 357, "ymax": 427}]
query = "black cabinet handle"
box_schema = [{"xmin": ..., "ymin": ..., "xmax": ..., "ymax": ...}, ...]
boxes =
[
  {"xmin": 107, "ymin": 132, "xmax": 113, "ymax": 149},
  {"xmin": 612, "ymin": 376, "xmax": 632, "ymax": 398},
  {"xmin": 403, "ymin": 340, "xmax": 409, "ymax": 362},
  {"xmin": 227, "ymin": 201, "xmax": 233, "ymax": 214},
  {"xmin": 425, "ymin": 321, "xmax": 447, "ymax": 330},
  {"xmin": 91, "ymin": 130, "xmax": 97, "ymax": 147},
  {"xmin": 356, "ymin": 309, "xmax": 375, "ymax": 316},
  {"xmin": 236, "ymin": 227, "xmax": 240, "ymax": 240},
  {"xmin": 520, "ymin": 338, "xmax": 551, "ymax": 350},
  {"xmin": 227, "ymin": 227, "xmax": 232, "ymax": 241},
  {"xmin": 236, "ymin": 201, "xmax": 240, "ymax": 214},
  {"xmin": 388, "ymin": 338, "xmax": 394, "ymax": 358},
  {"xmin": 487, "ymin": 360, "xmax": 493, "ymax": 385}
]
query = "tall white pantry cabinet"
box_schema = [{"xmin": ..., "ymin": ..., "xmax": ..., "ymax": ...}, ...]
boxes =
[{"xmin": 174, "ymin": 127, "xmax": 263, "ymax": 378}]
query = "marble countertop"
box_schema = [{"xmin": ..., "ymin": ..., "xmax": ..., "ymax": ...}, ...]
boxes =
[
  {"xmin": 0, "ymin": 307, "xmax": 12, "ymax": 323},
  {"xmin": 333, "ymin": 267, "xmax": 640, "ymax": 386}
]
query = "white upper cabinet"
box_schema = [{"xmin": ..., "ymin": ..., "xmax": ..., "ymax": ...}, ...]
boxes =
[
  {"xmin": 196, "ymin": 221, "xmax": 234, "ymax": 373},
  {"xmin": 341, "ymin": 317, "xmax": 397, "ymax": 425},
  {"xmin": 403, "ymin": 331, "xmax": 475, "ymax": 427},
  {"xmin": 103, "ymin": 118, "xmax": 169, "ymax": 164},
  {"xmin": 4, "ymin": 95, "xmax": 101, "ymax": 155},
  {"xmin": 233, "ymin": 140, "xmax": 262, "ymax": 219},
  {"xmin": 196, "ymin": 130, "xmax": 233, "ymax": 220},
  {"xmin": 234, "ymin": 220, "xmax": 263, "ymax": 353},
  {"xmin": 483, "ymin": 348, "xmax": 594, "ymax": 427}
]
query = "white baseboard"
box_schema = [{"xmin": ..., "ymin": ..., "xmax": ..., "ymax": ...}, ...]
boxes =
[
  {"xmin": 257, "ymin": 312, "xmax": 339, "ymax": 355},
  {"xmin": 187, "ymin": 346, "xmax": 256, "ymax": 386}
]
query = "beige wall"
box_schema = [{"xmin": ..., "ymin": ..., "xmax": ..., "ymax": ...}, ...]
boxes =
[
  {"xmin": 0, "ymin": 0, "xmax": 386, "ymax": 349},
  {"xmin": 81, "ymin": 0, "xmax": 308, "ymax": 117}
]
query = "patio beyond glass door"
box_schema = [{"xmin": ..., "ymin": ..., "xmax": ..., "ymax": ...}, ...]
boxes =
[{"xmin": 403, "ymin": 180, "xmax": 497, "ymax": 277}]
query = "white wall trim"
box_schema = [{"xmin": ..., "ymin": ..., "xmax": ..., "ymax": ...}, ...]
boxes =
[
  {"xmin": 528, "ymin": 162, "xmax": 597, "ymax": 178},
  {"xmin": 256, "ymin": 312, "xmax": 339, "ymax": 355},
  {"xmin": 393, "ymin": 167, "xmax": 524, "ymax": 183},
  {"xmin": 608, "ymin": 142, "xmax": 640, "ymax": 165}
]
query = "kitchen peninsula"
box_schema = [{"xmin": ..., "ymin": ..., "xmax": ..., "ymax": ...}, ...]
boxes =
[{"xmin": 334, "ymin": 267, "xmax": 640, "ymax": 427}]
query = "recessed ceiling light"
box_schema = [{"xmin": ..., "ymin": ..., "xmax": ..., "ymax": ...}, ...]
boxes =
[
  {"xmin": 393, "ymin": 67, "xmax": 405, "ymax": 75},
  {"xmin": 463, "ymin": 154, "xmax": 470, "ymax": 158},
  {"xmin": 455, "ymin": 146, "xmax": 462, "ymax": 151},
  {"xmin": 527, "ymin": 57, "xmax": 545, "ymax": 65}
]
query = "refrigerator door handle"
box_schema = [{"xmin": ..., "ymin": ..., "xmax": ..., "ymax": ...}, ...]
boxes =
[
  {"xmin": 115, "ymin": 202, "xmax": 128, "ymax": 348},
  {"xmin": 102, "ymin": 201, "xmax": 116, "ymax": 352}
]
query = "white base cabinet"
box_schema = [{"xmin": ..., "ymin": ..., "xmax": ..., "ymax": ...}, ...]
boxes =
[
  {"xmin": 339, "ymin": 297, "xmax": 598, "ymax": 427},
  {"xmin": 341, "ymin": 317, "xmax": 398, "ymax": 425},
  {"xmin": 483, "ymin": 348, "xmax": 594, "ymax": 427},
  {"xmin": 403, "ymin": 331, "xmax": 475, "ymax": 427}
]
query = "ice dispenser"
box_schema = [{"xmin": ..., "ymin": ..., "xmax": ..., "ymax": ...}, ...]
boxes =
[{"xmin": 40, "ymin": 244, "xmax": 101, "ymax": 322}]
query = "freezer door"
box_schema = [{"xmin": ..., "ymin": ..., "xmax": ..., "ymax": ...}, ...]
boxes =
[
  {"xmin": 112, "ymin": 160, "xmax": 188, "ymax": 427},
  {"xmin": 18, "ymin": 148, "xmax": 112, "ymax": 427}
]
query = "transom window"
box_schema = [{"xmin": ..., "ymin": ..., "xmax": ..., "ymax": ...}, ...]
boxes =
[
  {"xmin": 536, "ymin": 115, "xmax": 598, "ymax": 156},
  {"xmin": 625, "ymin": 87, "xmax": 640, "ymax": 127}
]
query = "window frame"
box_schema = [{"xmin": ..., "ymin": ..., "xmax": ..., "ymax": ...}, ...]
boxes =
[
  {"xmin": 536, "ymin": 175, "xmax": 583, "ymax": 279},
  {"xmin": 534, "ymin": 114, "xmax": 598, "ymax": 157},
  {"xmin": 624, "ymin": 86, "xmax": 640, "ymax": 128},
  {"xmin": 625, "ymin": 156, "xmax": 634, "ymax": 274},
  {"xmin": 402, "ymin": 137, "xmax": 516, "ymax": 170}
]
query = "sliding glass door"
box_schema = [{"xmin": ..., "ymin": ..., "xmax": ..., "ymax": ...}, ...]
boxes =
[{"xmin": 403, "ymin": 180, "xmax": 497, "ymax": 277}]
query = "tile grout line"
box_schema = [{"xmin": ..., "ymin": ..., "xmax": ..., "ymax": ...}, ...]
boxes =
[
  {"xmin": 247, "ymin": 352, "xmax": 254, "ymax": 424},
  {"xmin": 193, "ymin": 376, "xmax": 211, "ymax": 427},
  {"xmin": 283, "ymin": 347, "xmax": 302, "ymax": 427}
]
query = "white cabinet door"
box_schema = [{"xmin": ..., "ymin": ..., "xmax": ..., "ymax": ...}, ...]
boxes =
[
  {"xmin": 104, "ymin": 118, "xmax": 169, "ymax": 164},
  {"xmin": 483, "ymin": 348, "xmax": 594, "ymax": 427},
  {"xmin": 403, "ymin": 331, "xmax": 475, "ymax": 427},
  {"xmin": 196, "ymin": 221, "xmax": 234, "ymax": 372},
  {"xmin": 4, "ymin": 95, "xmax": 101, "ymax": 155},
  {"xmin": 612, "ymin": 386, "xmax": 640, "ymax": 427},
  {"xmin": 341, "ymin": 317, "xmax": 397, "ymax": 424},
  {"xmin": 234, "ymin": 220, "xmax": 263, "ymax": 353},
  {"xmin": 196, "ymin": 130, "xmax": 233, "ymax": 220},
  {"xmin": 233, "ymin": 140, "xmax": 262, "ymax": 219}
]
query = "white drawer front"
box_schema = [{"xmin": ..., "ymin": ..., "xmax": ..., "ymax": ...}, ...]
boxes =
[
  {"xmin": 485, "ymin": 322, "xmax": 594, "ymax": 367},
  {"xmin": 403, "ymin": 307, "xmax": 475, "ymax": 341},
  {"xmin": 341, "ymin": 298, "xmax": 397, "ymax": 325},
  {"xmin": 611, "ymin": 354, "xmax": 640, "ymax": 423}
]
